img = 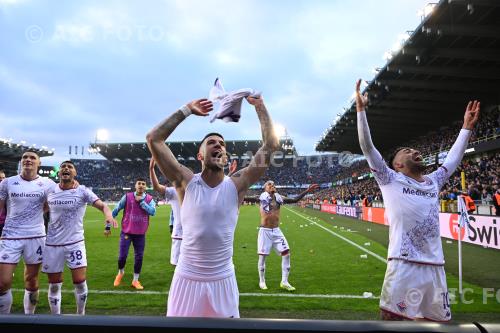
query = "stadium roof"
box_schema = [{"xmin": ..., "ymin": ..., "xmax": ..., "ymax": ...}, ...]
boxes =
[
  {"xmin": 0, "ymin": 139, "xmax": 55, "ymax": 175},
  {"xmin": 90, "ymin": 138, "xmax": 297, "ymax": 162},
  {"xmin": 316, "ymin": 0, "xmax": 500, "ymax": 154},
  {"xmin": 0, "ymin": 139, "xmax": 54, "ymax": 160}
]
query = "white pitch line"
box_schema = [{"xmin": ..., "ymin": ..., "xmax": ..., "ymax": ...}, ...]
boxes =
[
  {"xmin": 284, "ymin": 207, "xmax": 387, "ymax": 264},
  {"xmin": 12, "ymin": 289, "xmax": 377, "ymax": 299}
]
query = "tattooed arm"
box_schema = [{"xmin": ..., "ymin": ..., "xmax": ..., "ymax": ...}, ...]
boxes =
[
  {"xmin": 283, "ymin": 184, "xmax": 320, "ymax": 204},
  {"xmin": 146, "ymin": 99, "xmax": 213, "ymax": 192},
  {"xmin": 242, "ymin": 195, "xmax": 260, "ymax": 203},
  {"xmin": 231, "ymin": 96, "xmax": 279, "ymax": 203},
  {"xmin": 149, "ymin": 158, "xmax": 166, "ymax": 196}
]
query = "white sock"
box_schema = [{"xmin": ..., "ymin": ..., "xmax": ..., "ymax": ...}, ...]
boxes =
[
  {"xmin": 281, "ymin": 254, "xmax": 291, "ymax": 284},
  {"xmin": 74, "ymin": 281, "xmax": 88, "ymax": 315},
  {"xmin": 133, "ymin": 273, "xmax": 140, "ymax": 282},
  {"xmin": 24, "ymin": 289, "xmax": 39, "ymax": 314},
  {"xmin": 48, "ymin": 283, "xmax": 62, "ymax": 315},
  {"xmin": 118, "ymin": 269, "xmax": 124, "ymax": 275},
  {"xmin": 0, "ymin": 289, "xmax": 13, "ymax": 314},
  {"xmin": 258, "ymin": 255, "xmax": 266, "ymax": 283}
]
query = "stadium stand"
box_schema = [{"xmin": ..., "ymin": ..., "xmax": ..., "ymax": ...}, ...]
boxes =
[
  {"xmin": 314, "ymin": 0, "xmax": 500, "ymax": 216},
  {"xmin": 75, "ymin": 100, "xmax": 498, "ymax": 214},
  {"xmin": 0, "ymin": 138, "xmax": 54, "ymax": 176},
  {"xmin": 311, "ymin": 105, "xmax": 499, "ymax": 210}
]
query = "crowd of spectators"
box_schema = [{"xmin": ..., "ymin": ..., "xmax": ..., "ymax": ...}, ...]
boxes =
[
  {"xmin": 71, "ymin": 106, "xmax": 498, "ymax": 208},
  {"xmin": 312, "ymin": 105, "xmax": 500, "ymax": 206}
]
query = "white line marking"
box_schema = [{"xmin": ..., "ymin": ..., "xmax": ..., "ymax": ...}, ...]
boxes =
[
  {"xmin": 12, "ymin": 289, "xmax": 377, "ymax": 299},
  {"xmin": 284, "ymin": 207, "xmax": 387, "ymax": 264}
]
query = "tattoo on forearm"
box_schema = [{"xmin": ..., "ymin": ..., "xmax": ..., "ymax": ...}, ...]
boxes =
[
  {"xmin": 255, "ymin": 104, "xmax": 273, "ymax": 144},
  {"xmin": 151, "ymin": 110, "xmax": 186, "ymax": 141}
]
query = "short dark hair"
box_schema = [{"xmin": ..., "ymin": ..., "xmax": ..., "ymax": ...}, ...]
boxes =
[
  {"xmin": 22, "ymin": 149, "xmax": 40, "ymax": 157},
  {"xmin": 59, "ymin": 160, "xmax": 75, "ymax": 167},
  {"xmin": 387, "ymin": 147, "xmax": 410, "ymax": 170},
  {"xmin": 199, "ymin": 132, "xmax": 225, "ymax": 150},
  {"xmin": 136, "ymin": 177, "xmax": 146, "ymax": 183}
]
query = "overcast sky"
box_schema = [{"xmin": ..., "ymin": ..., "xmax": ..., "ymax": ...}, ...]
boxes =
[{"xmin": 0, "ymin": 0, "xmax": 430, "ymax": 165}]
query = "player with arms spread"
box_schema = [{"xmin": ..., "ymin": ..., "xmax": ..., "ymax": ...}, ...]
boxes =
[
  {"xmin": 355, "ymin": 79, "xmax": 480, "ymax": 321},
  {"xmin": 246, "ymin": 181, "xmax": 318, "ymax": 291}
]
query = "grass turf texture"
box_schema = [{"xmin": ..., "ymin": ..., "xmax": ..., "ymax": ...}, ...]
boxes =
[{"xmin": 7, "ymin": 205, "xmax": 500, "ymax": 322}]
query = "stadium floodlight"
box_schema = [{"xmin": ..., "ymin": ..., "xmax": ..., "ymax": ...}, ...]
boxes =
[
  {"xmin": 383, "ymin": 51, "xmax": 393, "ymax": 61},
  {"xmin": 418, "ymin": 3, "xmax": 437, "ymax": 21},
  {"xmin": 96, "ymin": 128, "xmax": 110, "ymax": 142},
  {"xmin": 274, "ymin": 124, "xmax": 287, "ymax": 138}
]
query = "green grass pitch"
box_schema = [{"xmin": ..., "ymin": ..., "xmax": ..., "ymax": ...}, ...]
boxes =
[{"xmin": 7, "ymin": 204, "xmax": 500, "ymax": 322}]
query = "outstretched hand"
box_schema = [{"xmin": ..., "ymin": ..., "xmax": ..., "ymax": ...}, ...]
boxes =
[
  {"xmin": 463, "ymin": 100, "xmax": 480, "ymax": 130},
  {"xmin": 307, "ymin": 184, "xmax": 320, "ymax": 193},
  {"xmin": 187, "ymin": 99, "xmax": 214, "ymax": 116},
  {"xmin": 355, "ymin": 79, "xmax": 368, "ymax": 113},
  {"xmin": 246, "ymin": 95, "xmax": 264, "ymax": 107},
  {"xmin": 229, "ymin": 160, "xmax": 238, "ymax": 175},
  {"xmin": 103, "ymin": 217, "xmax": 118, "ymax": 237}
]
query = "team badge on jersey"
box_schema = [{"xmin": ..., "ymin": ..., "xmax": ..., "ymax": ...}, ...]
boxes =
[{"xmin": 396, "ymin": 301, "xmax": 407, "ymax": 312}]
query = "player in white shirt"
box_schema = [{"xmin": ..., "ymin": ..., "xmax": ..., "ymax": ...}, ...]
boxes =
[
  {"xmin": 147, "ymin": 96, "xmax": 278, "ymax": 317},
  {"xmin": 355, "ymin": 79, "xmax": 480, "ymax": 321},
  {"xmin": 149, "ymin": 158, "xmax": 239, "ymax": 266},
  {"xmin": 42, "ymin": 160, "xmax": 117, "ymax": 315},
  {"xmin": 149, "ymin": 159, "xmax": 182, "ymax": 266},
  {"xmin": 246, "ymin": 181, "xmax": 318, "ymax": 291},
  {"xmin": 0, "ymin": 151, "xmax": 56, "ymax": 314}
]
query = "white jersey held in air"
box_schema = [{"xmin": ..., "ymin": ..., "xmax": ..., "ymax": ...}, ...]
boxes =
[
  {"xmin": 165, "ymin": 187, "xmax": 182, "ymax": 240},
  {"xmin": 46, "ymin": 185, "xmax": 99, "ymax": 246},
  {"xmin": 0, "ymin": 175, "xmax": 56, "ymax": 239},
  {"xmin": 177, "ymin": 173, "xmax": 239, "ymax": 280},
  {"xmin": 357, "ymin": 111, "xmax": 471, "ymax": 265}
]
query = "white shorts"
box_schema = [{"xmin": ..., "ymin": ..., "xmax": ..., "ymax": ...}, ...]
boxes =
[
  {"xmin": 380, "ymin": 259, "xmax": 451, "ymax": 322},
  {"xmin": 257, "ymin": 227, "xmax": 290, "ymax": 256},
  {"xmin": 0, "ymin": 237, "xmax": 45, "ymax": 265},
  {"xmin": 42, "ymin": 241, "xmax": 87, "ymax": 273},
  {"xmin": 167, "ymin": 272, "xmax": 239, "ymax": 318},
  {"xmin": 170, "ymin": 238, "xmax": 182, "ymax": 266}
]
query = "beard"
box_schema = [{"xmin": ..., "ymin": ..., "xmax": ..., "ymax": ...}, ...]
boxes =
[
  {"xmin": 408, "ymin": 160, "xmax": 427, "ymax": 174},
  {"xmin": 205, "ymin": 157, "xmax": 226, "ymax": 171}
]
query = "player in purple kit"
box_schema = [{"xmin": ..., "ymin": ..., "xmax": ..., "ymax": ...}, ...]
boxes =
[
  {"xmin": 112, "ymin": 178, "xmax": 156, "ymax": 290},
  {"xmin": 43, "ymin": 160, "xmax": 117, "ymax": 315}
]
